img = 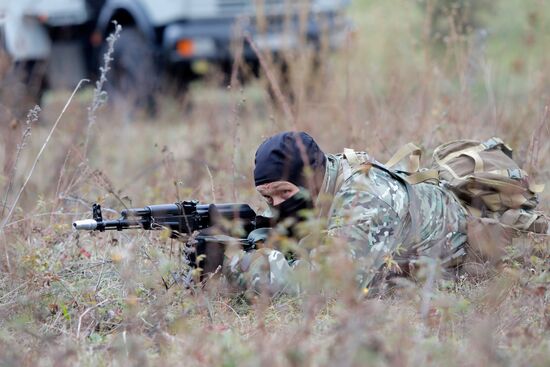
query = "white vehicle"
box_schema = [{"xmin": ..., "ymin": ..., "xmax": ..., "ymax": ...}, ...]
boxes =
[
  {"xmin": 0, "ymin": 0, "xmax": 102, "ymax": 109},
  {"xmin": 0, "ymin": 0, "xmax": 351, "ymax": 112}
]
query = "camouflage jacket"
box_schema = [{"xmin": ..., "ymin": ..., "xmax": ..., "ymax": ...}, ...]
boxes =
[
  {"xmin": 224, "ymin": 153, "xmax": 468, "ymax": 295},
  {"xmin": 320, "ymin": 153, "xmax": 468, "ymax": 289}
]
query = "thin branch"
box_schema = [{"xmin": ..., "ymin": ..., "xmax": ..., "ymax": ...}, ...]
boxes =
[
  {"xmin": 205, "ymin": 164, "xmax": 217, "ymax": 203},
  {"xmin": 1, "ymin": 106, "xmax": 40, "ymax": 219},
  {"xmin": 0, "ymin": 79, "xmax": 89, "ymax": 233},
  {"xmin": 0, "ymin": 280, "xmax": 30, "ymax": 302},
  {"xmin": 84, "ymin": 23, "xmax": 122, "ymax": 157},
  {"xmin": 76, "ymin": 298, "xmax": 110, "ymax": 339},
  {"xmin": 527, "ymin": 105, "xmax": 549, "ymax": 176},
  {"xmin": 245, "ymin": 33, "xmax": 294, "ymax": 125},
  {"xmin": 3, "ymin": 211, "xmax": 88, "ymax": 229}
]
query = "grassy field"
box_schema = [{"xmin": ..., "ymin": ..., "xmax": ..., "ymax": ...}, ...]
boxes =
[{"xmin": 0, "ymin": 0, "xmax": 549, "ymax": 366}]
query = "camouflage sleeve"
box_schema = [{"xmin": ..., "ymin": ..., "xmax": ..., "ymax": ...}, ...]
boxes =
[
  {"xmin": 223, "ymin": 248, "xmax": 308, "ymax": 297},
  {"xmin": 327, "ymin": 167, "xmax": 409, "ymax": 289}
]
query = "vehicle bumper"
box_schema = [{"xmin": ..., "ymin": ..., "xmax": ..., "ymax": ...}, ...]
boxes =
[{"xmin": 162, "ymin": 12, "xmax": 351, "ymax": 64}]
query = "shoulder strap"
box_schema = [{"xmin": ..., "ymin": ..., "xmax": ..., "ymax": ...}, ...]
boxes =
[
  {"xmin": 344, "ymin": 146, "xmax": 440, "ymax": 185},
  {"xmin": 343, "ymin": 148, "xmax": 361, "ymax": 167},
  {"xmin": 404, "ymin": 169, "xmax": 439, "ymax": 184},
  {"xmin": 385, "ymin": 142, "xmax": 422, "ymax": 173},
  {"xmin": 434, "ymin": 137, "xmax": 510, "ymax": 176},
  {"xmin": 342, "ymin": 148, "xmax": 369, "ymax": 181}
]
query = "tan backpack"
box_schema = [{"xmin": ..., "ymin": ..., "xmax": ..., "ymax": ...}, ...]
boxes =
[
  {"xmin": 385, "ymin": 137, "xmax": 548, "ymax": 264},
  {"xmin": 433, "ymin": 138, "xmax": 543, "ymax": 212}
]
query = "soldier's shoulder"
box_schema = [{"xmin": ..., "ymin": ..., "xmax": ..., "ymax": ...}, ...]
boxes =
[
  {"xmin": 334, "ymin": 164, "xmax": 409, "ymax": 216},
  {"xmin": 344, "ymin": 165, "xmax": 399, "ymax": 189}
]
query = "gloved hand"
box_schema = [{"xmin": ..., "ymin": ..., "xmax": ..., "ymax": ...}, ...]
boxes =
[{"xmin": 246, "ymin": 227, "xmax": 273, "ymax": 247}]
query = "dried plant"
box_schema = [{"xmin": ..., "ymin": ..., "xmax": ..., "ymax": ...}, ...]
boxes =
[
  {"xmin": 0, "ymin": 105, "xmax": 40, "ymax": 220},
  {"xmin": 0, "ymin": 79, "xmax": 87, "ymax": 232},
  {"xmin": 84, "ymin": 22, "xmax": 122, "ymax": 157},
  {"xmin": 0, "ymin": 1, "xmax": 549, "ymax": 366}
]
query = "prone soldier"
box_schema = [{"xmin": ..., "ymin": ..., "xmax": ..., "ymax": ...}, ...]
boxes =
[{"xmin": 223, "ymin": 131, "xmax": 548, "ymax": 296}]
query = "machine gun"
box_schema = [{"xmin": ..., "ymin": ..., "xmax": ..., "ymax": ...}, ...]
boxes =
[
  {"xmin": 73, "ymin": 201, "xmax": 261, "ymax": 235},
  {"xmin": 73, "ymin": 201, "xmax": 271, "ymax": 284}
]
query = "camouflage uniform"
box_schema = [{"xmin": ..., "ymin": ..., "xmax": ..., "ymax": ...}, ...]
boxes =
[{"xmin": 223, "ymin": 153, "xmax": 468, "ymax": 295}]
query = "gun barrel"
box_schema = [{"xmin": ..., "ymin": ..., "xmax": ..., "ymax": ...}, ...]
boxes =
[{"xmin": 73, "ymin": 219, "xmax": 98, "ymax": 230}]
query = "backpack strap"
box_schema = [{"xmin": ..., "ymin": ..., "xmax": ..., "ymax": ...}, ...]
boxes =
[
  {"xmin": 403, "ymin": 169, "xmax": 440, "ymax": 185},
  {"xmin": 482, "ymin": 137, "xmax": 513, "ymax": 157},
  {"xmin": 343, "ymin": 148, "xmax": 361, "ymax": 167},
  {"xmin": 385, "ymin": 142, "xmax": 422, "ymax": 173},
  {"xmin": 500, "ymin": 209, "xmax": 539, "ymax": 231},
  {"xmin": 342, "ymin": 148, "xmax": 360, "ymax": 181},
  {"xmin": 485, "ymin": 169, "xmax": 544, "ymax": 193},
  {"xmin": 435, "ymin": 137, "xmax": 513, "ymax": 178},
  {"xmin": 464, "ymin": 204, "xmax": 483, "ymax": 218},
  {"xmin": 481, "ymin": 193, "xmax": 528, "ymax": 211},
  {"xmin": 436, "ymin": 137, "xmax": 509, "ymax": 164},
  {"xmin": 488, "ymin": 168, "xmax": 527, "ymax": 179},
  {"xmin": 437, "ymin": 148, "xmax": 485, "ymax": 177},
  {"xmin": 529, "ymin": 183, "xmax": 545, "ymax": 193},
  {"xmin": 382, "ymin": 142, "xmax": 440, "ymax": 185}
]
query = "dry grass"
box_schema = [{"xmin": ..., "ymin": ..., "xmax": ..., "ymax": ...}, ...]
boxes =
[{"xmin": 0, "ymin": 0, "xmax": 549, "ymax": 366}]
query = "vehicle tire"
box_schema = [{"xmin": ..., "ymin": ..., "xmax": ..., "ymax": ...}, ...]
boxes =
[
  {"xmin": 0, "ymin": 60, "xmax": 46, "ymax": 119},
  {"xmin": 105, "ymin": 27, "xmax": 158, "ymax": 117}
]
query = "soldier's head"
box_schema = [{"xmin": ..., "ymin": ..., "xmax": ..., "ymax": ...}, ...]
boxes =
[{"xmin": 254, "ymin": 131, "xmax": 326, "ymax": 220}]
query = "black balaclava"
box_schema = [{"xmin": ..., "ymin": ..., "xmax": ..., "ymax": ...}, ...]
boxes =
[
  {"xmin": 253, "ymin": 132, "xmax": 326, "ymax": 234},
  {"xmin": 254, "ymin": 131, "xmax": 326, "ymax": 191}
]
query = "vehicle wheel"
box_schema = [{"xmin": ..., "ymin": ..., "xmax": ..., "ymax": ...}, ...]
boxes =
[
  {"xmin": 4, "ymin": 60, "xmax": 47, "ymax": 117},
  {"xmin": 105, "ymin": 27, "xmax": 158, "ymax": 117}
]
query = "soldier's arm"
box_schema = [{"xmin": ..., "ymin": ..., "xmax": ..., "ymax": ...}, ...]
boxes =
[{"xmin": 223, "ymin": 247, "xmax": 308, "ymax": 297}]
